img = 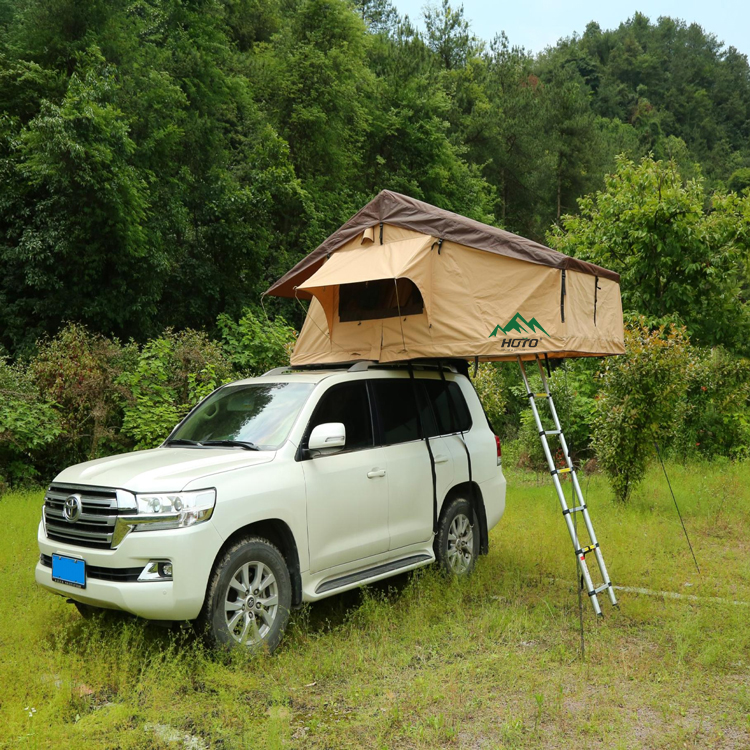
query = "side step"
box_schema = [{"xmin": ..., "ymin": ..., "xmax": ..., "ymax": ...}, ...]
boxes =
[{"xmin": 315, "ymin": 554, "xmax": 432, "ymax": 594}]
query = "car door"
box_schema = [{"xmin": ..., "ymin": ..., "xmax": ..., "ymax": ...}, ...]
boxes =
[
  {"xmin": 369, "ymin": 377, "xmax": 454, "ymax": 551},
  {"xmin": 301, "ymin": 381, "xmax": 390, "ymax": 573},
  {"xmin": 422, "ymin": 377, "xmax": 474, "ymax": 488}
]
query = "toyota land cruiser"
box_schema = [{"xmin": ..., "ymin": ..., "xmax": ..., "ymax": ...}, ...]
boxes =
[{"xmin": 36, "ymin": 363, "xmax": 505, "ymax": 652}]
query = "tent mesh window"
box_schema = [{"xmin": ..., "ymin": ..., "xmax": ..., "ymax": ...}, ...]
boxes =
[{"xmin": 338, "ymin": 278, "xmax": 424, "ymax": 322}]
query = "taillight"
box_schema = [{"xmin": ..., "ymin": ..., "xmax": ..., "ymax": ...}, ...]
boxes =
[{"xmin": 495, "ymin": 435, "xmax": 502, "ymax": 465}]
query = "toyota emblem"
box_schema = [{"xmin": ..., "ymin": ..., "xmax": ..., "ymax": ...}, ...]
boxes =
[{"xmin": 63, "ymin": 494, "xmax": 82, "ymax": 523}]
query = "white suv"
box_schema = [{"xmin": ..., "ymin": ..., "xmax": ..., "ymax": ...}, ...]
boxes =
[{"xmin": 36, "ymin": 363, "xmax": 506, "ymax": 652}]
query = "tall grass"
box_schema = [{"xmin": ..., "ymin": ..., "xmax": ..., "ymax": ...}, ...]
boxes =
[{"xmin": 1, "ymin": 456, "xmax": 749, "ymax": 748}]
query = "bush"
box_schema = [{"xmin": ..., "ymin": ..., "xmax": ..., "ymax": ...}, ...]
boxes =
[
  {"xmin": 470, "ymin": 363, "xmax": 507, "ymax": 434},
  {"xmin": 0, "ymin": 358, "xmax": 61, "ymax": 487},
  {"xmin": 30, "ymin": 324, "xmax": 136, "ymax": 469},
  {"xmin": 675, "ymin": 347, "xmax": 750, "ymax": 459},
  {"xmin": 592, "ymin": 319, "xmax": 691, "ymax": 502},
  {"xmin": 120, "ymin": 330, "xmax": 235, "ymax": 450},
  {"xmin": 217, "ymin": 308, "xmax": 296, "ymax": 377}
]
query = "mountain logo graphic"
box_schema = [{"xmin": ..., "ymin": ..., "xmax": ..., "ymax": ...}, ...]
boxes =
[{"xmin": 489, "ymin": 313, "xmax": 550, "ymax": 338}]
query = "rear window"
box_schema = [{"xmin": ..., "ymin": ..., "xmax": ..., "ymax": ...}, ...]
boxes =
[
  {"xmin": 423, "ymin": 379, "xmax": 472, "ymax": 434},
  {"xmin": 370, "ymin": 379, "xmax": 422, "ymax": 445}
]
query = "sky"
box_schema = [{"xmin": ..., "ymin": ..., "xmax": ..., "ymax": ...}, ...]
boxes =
[{"xmin": 392, "ymin": 0, "xmax": 750, "ymax": 58}]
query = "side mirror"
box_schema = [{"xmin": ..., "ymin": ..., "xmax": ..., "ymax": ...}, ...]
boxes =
[{"xmin": 308, "ymin": 422, "xmax": 346, "ymax": 452}]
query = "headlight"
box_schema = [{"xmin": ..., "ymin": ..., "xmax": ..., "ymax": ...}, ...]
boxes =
[{"xmin": 131, "ymin": 489, "xmax": 216, "ymax": 531}]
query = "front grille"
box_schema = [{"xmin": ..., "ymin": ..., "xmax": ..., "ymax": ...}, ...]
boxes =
[
  {"xmin": 44, "ymin": 485, "xmax": 124, "ymax": 549},
  {"xmin": 40, "ymin": 554, "xmax": 142, "ymax": 582}
]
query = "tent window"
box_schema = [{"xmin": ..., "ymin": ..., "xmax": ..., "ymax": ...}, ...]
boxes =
[{"xmin": 338, "ymin": 278, "xmax": 424, "ymax": 322}]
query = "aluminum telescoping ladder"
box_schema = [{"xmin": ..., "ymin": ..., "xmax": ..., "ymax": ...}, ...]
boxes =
[{"xmin": 518, "ymin": 355, "xmax": 618, "ymax": 616}]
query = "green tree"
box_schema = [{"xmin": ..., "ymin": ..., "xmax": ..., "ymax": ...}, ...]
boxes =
[
  {"xmin": 120, "ymin": 330, "xmax": 234, "ymax": 450},
  {"xmin": 592, "ymin": 320, "xmax": 691, "ymax": 503},
  {"xmin": 423, "ymin": 0, "xmax": 479, "ymax": 71},
  {"xmin": 550, "ymin": 155, "xmax": 750, "ymax": 354}
]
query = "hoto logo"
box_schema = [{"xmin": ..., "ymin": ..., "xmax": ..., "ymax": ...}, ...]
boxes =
[
  {"xmin": 489, "ymin": 312, "xmax": 550, "ymax": 349},
  {"xmin": 63, "ymin": 494, "xmax": 82, "ymax": 523}
]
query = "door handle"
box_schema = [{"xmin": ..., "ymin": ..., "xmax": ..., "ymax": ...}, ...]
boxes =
[
  {"xmin": 367, "ymin": 468, "xmax": 386, "ymax": 479},
  {"xmin": 434, "ymin": 454, "xmax": 449, "ymax": 464}
]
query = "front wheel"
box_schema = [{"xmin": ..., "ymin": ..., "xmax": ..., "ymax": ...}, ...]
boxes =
[
  {"xmin": 200, "ymin": 537, "xmax": 292, "ymax": 653},
  {"xmin": 435, "ymin": 498, "xmax": 479, "ymax": 576}
]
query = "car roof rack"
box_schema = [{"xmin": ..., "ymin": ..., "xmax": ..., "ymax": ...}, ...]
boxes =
[{"xmin": 262, "ymin": 359, "xmax": 465, "ymax": 377}]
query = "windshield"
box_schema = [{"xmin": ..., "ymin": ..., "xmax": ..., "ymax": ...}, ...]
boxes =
[{"xmin": 169, "ymin": 382, "xmax": 315, "ymax": 450}]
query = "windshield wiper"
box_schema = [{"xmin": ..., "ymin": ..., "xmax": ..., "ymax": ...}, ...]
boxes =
[
  {"xmin": 201, "ymin": 439, "xmax": 260, "ymax": 451},
  {"xmin": 164, "ymin": 438, "xmax": 202, "ymax": 447}
]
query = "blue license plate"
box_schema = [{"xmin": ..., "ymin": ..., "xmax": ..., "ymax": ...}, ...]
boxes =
[{"xmin": 51, "ymin": 554, "xmax": 86, "ymax": 589}]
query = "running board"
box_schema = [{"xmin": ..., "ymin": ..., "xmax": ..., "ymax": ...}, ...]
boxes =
[{"xmin": 315, "ymin": 553, "xmax": 432, "ymax": 594}]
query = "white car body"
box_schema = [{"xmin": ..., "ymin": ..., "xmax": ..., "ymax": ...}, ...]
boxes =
[{"xmin": 36, "ymin": 365, "xmax": 506, "ymax": 621}]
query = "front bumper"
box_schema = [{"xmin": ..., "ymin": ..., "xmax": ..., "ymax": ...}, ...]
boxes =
[{"xmin": 36, "ymin": 518, "xmax": 224, "ymax": 621}]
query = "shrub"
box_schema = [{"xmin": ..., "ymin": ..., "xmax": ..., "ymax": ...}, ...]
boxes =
[
  {"xmin": 30, "ymin": 324, "xmax": 136, "ymax": 469},
  {"xmin": 675, "ymin": 347, "xmax": 750, "ymax": 459},
  {"xmin": 0, "ymin": 358, "xmax": 61, "ymax": 487},
  {"xmin": 470, "ymin": 363, "xmax": 507, "ymax": 434},
  {"xmin": 120, "ymin": 330, "xmax": 234, "ymax": 450},
  {"xmin": 217, "ymin": 308, "xmax": 297, "ymax": 377},
  {"xmin": 592, "ymin": 319, "xmax": 691, "ymax": 502}
]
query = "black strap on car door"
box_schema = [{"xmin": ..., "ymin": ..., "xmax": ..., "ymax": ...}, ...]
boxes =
[
  {"xmin": 437, "ymin": 360, "xmax": 488, "ymax": 554},
  {"xmin": 408, "ymin": 363, "xmax": 438, "ymax": 534}
]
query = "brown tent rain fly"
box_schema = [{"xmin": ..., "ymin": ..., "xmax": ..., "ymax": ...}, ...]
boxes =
[{"xmin": 265, "ymin": 190, "xmax": 624, "ymax": 365}]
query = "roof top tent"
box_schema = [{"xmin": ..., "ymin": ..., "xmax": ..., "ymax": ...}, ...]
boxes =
[
  {"xmin": 265, "ymin": 190, "xmax": 622, "ymax": 617},
  {"xmin": 265, "ymin": 190, "xmax": 624, "ymax": 366}
]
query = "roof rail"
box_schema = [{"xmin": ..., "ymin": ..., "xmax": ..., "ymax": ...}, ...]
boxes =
[
  {"xmin": 347, "ymin": 361, "xmax": 378, "ymax": 372},
  {"xmin": 263, "ymin": 359, "xmax": 465, "ymax": 376},
  {"xmin": 348, "ymin": 360, "xmax": 460, "ymax": 374}
]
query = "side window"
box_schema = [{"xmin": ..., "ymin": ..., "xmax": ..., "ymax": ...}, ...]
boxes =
[
  {"xmin": 370, "ymin": 379, "xmax": 423, "ymax": 445},
  {"xmin": 308, "ymin": 382, "xmax": 373, "ymax": 451},
  {"xmin": 423, "ymin": 380, "xmax": 472, "ymax": 434}
]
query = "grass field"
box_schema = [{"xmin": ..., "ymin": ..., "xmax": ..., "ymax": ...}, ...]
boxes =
[{"xmin": 1, "ymin": 455, "xmax": 749, "ymax": 749}]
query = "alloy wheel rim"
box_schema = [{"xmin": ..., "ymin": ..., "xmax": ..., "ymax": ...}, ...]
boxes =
[
  {"xmin": 447, "ymin": 513, "xmax": 474, "ymax": 573},
  {"xmin": 224, "ymin": 561, "xmax": 279, "ymax": 645}
]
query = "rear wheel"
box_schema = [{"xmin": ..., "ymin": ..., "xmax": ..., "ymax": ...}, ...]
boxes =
[
  {"xmin": 435, "ymin": 498, "xmax": 479, "ymax": 576},
  {"xmin": 200, "ymin": 538, "xmax": 292, "ymax": 653}
]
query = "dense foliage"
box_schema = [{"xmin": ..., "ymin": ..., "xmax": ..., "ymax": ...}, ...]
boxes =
[
  {"xmin": 1, "ymin": 1, "xmax": 750, "ymax": 496},
  {"xmin": 1, "ymin": 1, "xmax": 750, "ymax": 352},
  {"xmin": 550, "ymin": 155, "xmax": 750, "ymax": 354},
  {"xmin": 0, "ymin": 314, "xmax": 295, "ymax": 486},
  {"xmin": 592, "ymin": 321, "xmax": 692, "ymax": 503}
]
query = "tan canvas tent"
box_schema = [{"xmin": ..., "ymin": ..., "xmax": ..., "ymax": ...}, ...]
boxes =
[{"xmin": 265, "ymin": 190, "xmax": 624, "ymax": 365}]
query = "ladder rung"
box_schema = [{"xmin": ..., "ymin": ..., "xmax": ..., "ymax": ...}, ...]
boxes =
[
  {"xmin": 558, "ymin": 467, "xmax": 571, "ymax": 474},
  {"xmin": 588, "ymin": 582, "xmax": 612, "ymax": 597},
  {"xmin": 576, "ymin": 543, "xmax": 599, "ymax": 557},
  {"xmin": 562, "ymin": 505, "xmax": 586, "ymax": 515},
  {"xmin": 544, "ymin": 430, "xmax": 561, "ymax": 436}
]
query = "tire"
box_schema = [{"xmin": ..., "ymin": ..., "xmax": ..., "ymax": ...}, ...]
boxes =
[
  {"xmin": 199, "ymin": 537, "xmax": 292, "ymax": 654},
  {"xmin": 435, "ymin": 497, "xmax": 479, "ymax": 576}
]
